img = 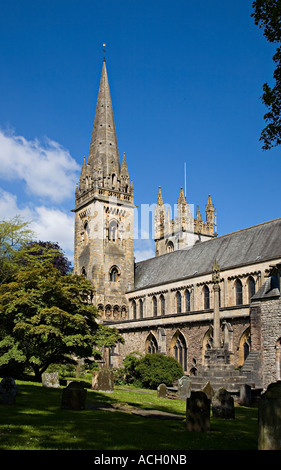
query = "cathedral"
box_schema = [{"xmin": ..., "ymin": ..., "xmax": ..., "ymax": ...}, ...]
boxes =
[{"xmin": 73, "ymin": 60, "xmax": 281, "ymax": 392}]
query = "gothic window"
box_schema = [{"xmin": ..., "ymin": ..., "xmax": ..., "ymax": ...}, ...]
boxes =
[
  {"xmin": 146, "ymin": 333, "xmax": 158, "ymax": 354},
  {"xmin": 176, "ymin": 291, "xmax": 182, "ymax": 313},
  {"xmin": 139, "ymin": 299, "xmax": 143, "ymax": 319},
  {"xmin": 152, "ymin": 296, "xmax": 157, "ymax": 317},
  {"xmin": 235, "ymin": 279, "xmax": 243, "ymax": 305},
  {"xmin": 185, "ymin": 289, "xmax": 190, "ymax": 312},
  {"xmin": 160, "ymin": 294, "xmax": 165, "ymax": 316},
  {"xmin": 112, "ymin": 173, "xmax": 117, "ymax": 187},
  {"xmin": 108, "ymin": 219, "xmax": 117, "ymax": 241},
  {"xmin": 172, "ymin": 332, "xmax": 187, "ymax": 371},
  {"xmin": 167, "ymin": 241, "xmax": 174, "ymax": 253},
  {"xmin": 132, "ymin": 300, "xmax": 137, "ymax": 319},
  {"xmin": 82, "ymin": 221, "xmax": 89, "ymax": 244},
  {"xmin": 248, "ymin": 276, "xmax": 255, "ymax": 302},
  {"xmin": 203, "ymin": 285, "xmax": 210, "ymax": 310},
  {"xmin": 109, "ymin": 266, "xmax": 119, "ymax": 282}
]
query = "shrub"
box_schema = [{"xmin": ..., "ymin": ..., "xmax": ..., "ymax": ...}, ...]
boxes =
[{"xmin": 135, "ymin": 353, "xmax": 184, "ymax": 389}]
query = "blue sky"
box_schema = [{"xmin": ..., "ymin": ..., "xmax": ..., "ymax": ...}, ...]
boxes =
[{"xmin": 0, "ymin": 0, "xmax": 280, "ymax": 263}]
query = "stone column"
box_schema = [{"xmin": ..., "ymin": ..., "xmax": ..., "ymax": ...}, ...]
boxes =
[{"xmin": 212, "ymin": 260, "xmax": 221, "ymax": 349}]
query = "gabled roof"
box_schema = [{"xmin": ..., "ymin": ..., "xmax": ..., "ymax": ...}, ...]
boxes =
[{"xmin": 133, "ymin": 218, "xmax": 281, "ymax": 291}]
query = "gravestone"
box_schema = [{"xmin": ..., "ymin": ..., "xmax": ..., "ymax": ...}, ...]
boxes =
[
  {"xmin": 0, "ymin": 377, "xmax": 17, "ymax": 405},
  {"xmin": 157, "ymin": 383, "xmax": 167, "ymax": 398},
  {"xmin": 42, "ymin": 372, "xmax": 60, "ymax": 388},
  {"xmin": 92, "ymin": 369, "xmax": 114, "ymax": 392},
  {"xmin": 239, "ymin": 384, "xmax": 251, "ymax": 407},
  {"xmin": 178, "ymin": 376, "xmax": 191, "ymax": 400},
  {"xmin": 202, "ymin": 381, "xmax": 214, "ymax": 401},
  {"xmin": 186, "ymin": 391, "xmax": 210, "ymax": 432},
  {"xmin": 61, "ymin": 381, "xmax": 87, "ymax": 410},
  {"xmin": 212, "ymin": 388, "xmax": 235, "ymax": 419},
  {"xmin": 258, "ymin": 381, "xmax": 281, "ymax": 450}
]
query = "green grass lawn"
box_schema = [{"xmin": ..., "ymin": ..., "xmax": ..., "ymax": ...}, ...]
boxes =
[{"xmin": 0, "ymin": 379, "xmax": 258, "ymax": 451}]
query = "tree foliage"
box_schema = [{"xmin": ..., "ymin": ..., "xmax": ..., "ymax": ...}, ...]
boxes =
[
  {"xmin": 252, "ymin": 0, "xmax": 281, "ymax": 149},
  {"xmin": 0, "ymin": 216, "xmax": 35, "ymax": 284},
  {"xmin": 0, "ymin": 222, "xmax": 124, "ymax": 381},
  {"xmin": 19, "ymin": 240, "xmax": 72, "ymax": 275}
]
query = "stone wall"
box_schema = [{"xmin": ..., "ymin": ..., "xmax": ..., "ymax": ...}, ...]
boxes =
[{"xmin": 251, "ymin": 296, "xmax": 281, "ymax": 390}]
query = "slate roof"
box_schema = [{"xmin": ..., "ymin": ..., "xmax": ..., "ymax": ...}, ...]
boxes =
[{"xmin": 133, "ymin": 218, "xmax": 281, "ymax": 291}]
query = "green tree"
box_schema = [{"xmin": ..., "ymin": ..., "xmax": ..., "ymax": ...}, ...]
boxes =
[
  {"xmin": 252, "ymin": 0, "xmax": 281, "ymax": 149},
  {"xmin": 0, "ymin": 216, "xmax": 34, "ymax": 284},
  {"xmin": 19, "ymin": 240, "xmax": 72, "ymax": 275},
  {"xmin": 0, "ymin": 263, "xmax": 122, "ymax": 381}
]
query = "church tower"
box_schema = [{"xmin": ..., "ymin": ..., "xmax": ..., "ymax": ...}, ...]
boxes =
[
  {"xmin": 154, "ymin": 186, "xmax": 217, "ymax": 256},
  {"xmin": 73, "ymin": 60, "xmax": 135, "ymax": 321}
]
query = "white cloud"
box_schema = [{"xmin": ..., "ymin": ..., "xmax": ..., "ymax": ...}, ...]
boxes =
[{"xmin": 0, "ymin": 129, "xmax": 79, "ymax": 203}]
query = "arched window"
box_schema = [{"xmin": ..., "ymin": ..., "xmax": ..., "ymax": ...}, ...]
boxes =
[
  {"xmin": 139, "ymin": 299, "xmax": 143, "ymax": 319},
  {"xmin": 185, "ymin": 289, "xmax": 190, "ymax": 312},
  {"xmin": 81, "ymin": 266, "xmax": 87, "ymax": 277},
  {"xmin": 167, "ymin": 241, "xmax": 174, "ymax": 253},
  {"xmin": 203, "ymin": 285, "xmax": 210, "ymax": 310},
  {"xmin": 109, "ymin": 266, "xmax": 118, "ymax": 282},
  {"xmin": 248, "ymin": 276, "xmax": 255, "ymax": 302},
  {"xmin": 236, "ymin": 279, "xmax": 243, "ymax": 305},
  {"xmin": 176, "ymin": 291, "xmax": 182, "ymax": 313},
  {"xmin": 108, "ymin": 219, "xmax": 117, "ymax": 241},
  {"xmin": 132, "ymin": 300, "xmax": 137, "ymax": 319},
  {"xmin": 146, "ymin": 333, "xmax": 158, "ymax": 354},
  {"xmin": 172, "ymin": 331, "xmax": 187, "ymax": 372},
  {"xmin": 152, "ymin": 296, "xmax": 157, "ymax": 317},
  {"xmin": 160, "ymin": 294, "xmax": 165, "ymax": 315}
]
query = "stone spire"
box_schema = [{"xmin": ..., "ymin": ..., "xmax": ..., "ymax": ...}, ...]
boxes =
[
  {"xmin": 157, "ymin": 186, "xmax": 164, "ymax": 205},
  {"xmin": 87, "ymin": 59, "xmax": 120, "ymax": 177}
]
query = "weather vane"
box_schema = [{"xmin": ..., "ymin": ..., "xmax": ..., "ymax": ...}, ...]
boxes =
[{"xmin": 103, "ymin": 43, "xmax": 106, "ymax": 60}]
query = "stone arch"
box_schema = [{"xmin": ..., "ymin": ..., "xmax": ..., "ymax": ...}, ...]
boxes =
[
  {"xmin": 105, "ymin": 304, "xmax": 112, "ymax": 319},
  {"xmin": 109, "ymin": 265, "xmax": 120, "ymax": 282},
  {"xmin": 170, "ymin": 330, "xmax": 187, "ymax": 372},
  {"xmin": 203, "ymin": 285, "xmax": 210, "ymax": 310},
  {"xmin": 108, "ymin": 218, "xmax": 118, "ymax": 241},
  {"xmin": 166, "ymin": 240, "xmax": 174, "ymax": 253},
  {"xmin": 113, "ymin": 305, "xmax": 120, "ymax": 319},
  {"xmin": 237, "ymin": 327, "xmax": 251, "ymax": 367},
  {"xmin": 247, "ymin": 275, "xmax": 256, "ymax": 303},
  {"xmin": 176, "ymin": 291, "xmax": 182, "ymax": 313},
  {"xmin": 121, "ymin": 305, "xmax": 127, "ymax": 319},
  {"xmin": 202, "ymin": 326, "xmax": 213, "ymax": 364},
  {"xmin": 145, "ymin": 332, "xmax": 158, "ymax": 354},
  {"xmin": 235, "ymin": 278, "xmax": 243, "ymax": 305}
]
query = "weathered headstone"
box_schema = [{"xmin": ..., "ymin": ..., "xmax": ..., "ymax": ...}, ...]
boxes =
[
  {"xmin": 258, "ymin": 381, "xmax": 281, "ymax": 450},
  {"xmin": 92, "ymin": 369, "xmax": 114, "ymax": 392},
  {"xmin": 157, "ymin": 383, "xmax": 167, "ymax": 398},
  {"xmin": 212, "ymin": 388, "xmax": 235, "ymax": 419},
  {"xmin": 202, "ymin": 381, "xmax": 214, "ymax": 401},
  {"xmin": 0, "ymin": 377, "xmax": 17, "ymax": 405},
  {"xmin": 239, "ymin": 384, "xmax": 251, "ymax": 407},
  {"xmin": 42, "ymin": 372, "xmax": 60, "ymax": 388},
  {"xmin": 178, "ymin": 376, "xmax": 191, "ymax": 400},
  {"xmin": 186, "ymin": 391, "xmax": 210, "ymax": 432},
  {"xmin": 61, "ymin": 381, "xmax": 87, "ymax": 410}
]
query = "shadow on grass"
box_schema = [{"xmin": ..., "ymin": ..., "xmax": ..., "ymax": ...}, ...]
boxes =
[{"xmin": 0, "ymin": 381, "xmax": 258, "ymax": 451}]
